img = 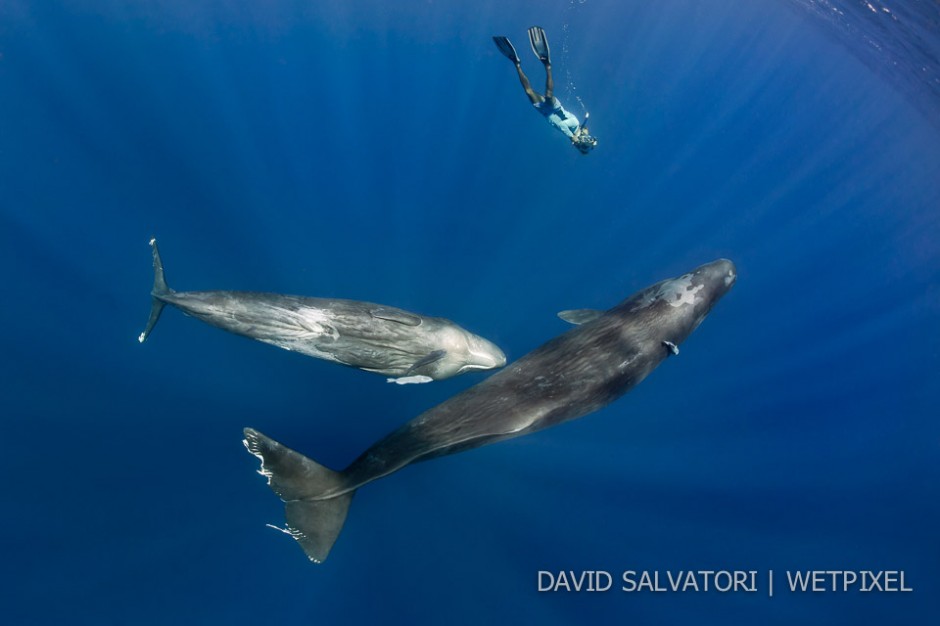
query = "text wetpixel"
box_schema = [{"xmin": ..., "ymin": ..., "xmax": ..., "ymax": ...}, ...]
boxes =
[{"xmin": 786, "ymin": 571, "xmax": 912, "ymax": 592}]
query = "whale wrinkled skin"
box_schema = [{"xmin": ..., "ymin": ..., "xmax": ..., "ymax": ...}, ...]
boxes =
[
  {"xmin": 139, "ymin": 239, "xmax": 506, "ymax": 382},
  {"xmin": 243, "ymin": 259, "xmax": 737, "ymax": 563}
]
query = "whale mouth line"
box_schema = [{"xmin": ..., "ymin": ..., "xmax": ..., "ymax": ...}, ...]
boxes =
[
  {"xmin": 459, "ymin": 356, "xmax": 504, "ymax": 373},
  {"xmin": 459, "ymin": 363, "xmax": 492, "ymax": 373},
  {"xmin": 460, "ymin": 346, "xmax": 507, "ymax": 372}
]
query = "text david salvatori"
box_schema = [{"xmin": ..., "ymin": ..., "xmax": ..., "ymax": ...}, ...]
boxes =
[{"xmin": 537, "ymin": 570, "xmax": 913, "ymax": 594}]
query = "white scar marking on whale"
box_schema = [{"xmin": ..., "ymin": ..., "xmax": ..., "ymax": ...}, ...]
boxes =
[
  {"xmin": 666, "ymin": 277, "xmax": 704, "ymax": 308},
  {"xmin": 724, "ymin": 268, "xmax": 736, "ymax": 286},
  {"xmin": 631, "ymin": 274, "xmax": 703, "ymax": 311},
  {"xmin": 259, "ymin": 305, "xmax": 340, "ymax": 340},
  {"xmin": 243, "ymin": 436, "xmax": 273, "ymax": 486}
]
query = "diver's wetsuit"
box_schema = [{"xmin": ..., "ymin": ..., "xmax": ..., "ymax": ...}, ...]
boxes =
[{"xmin": 534, "ymin": 97, "xmax": 581, "ymax": 138}]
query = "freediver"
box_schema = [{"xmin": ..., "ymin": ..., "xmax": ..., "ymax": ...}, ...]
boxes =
[{"xmin": 493, "ymin": 26, "xmax": 598, "ymax": 154}]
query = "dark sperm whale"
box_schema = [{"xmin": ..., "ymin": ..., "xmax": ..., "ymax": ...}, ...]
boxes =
[
  {"xmin": 139, "ymin": 239, "xmax": 506, "ymax": 383},
  {"xmin": 244, "ymin": 259, "xmax": 736, "ymax": 562}
]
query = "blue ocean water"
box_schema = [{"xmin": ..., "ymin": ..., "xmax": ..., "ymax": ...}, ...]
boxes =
[{"xmin": 1, "ymin": 0, "xmax": 938, "ymax": 624}]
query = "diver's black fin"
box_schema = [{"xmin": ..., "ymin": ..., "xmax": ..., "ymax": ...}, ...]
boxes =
[
  {"xmin": 528, "ymin": 26, "xmax": 550, "ymax": 64},
  {"xmin": 243, "ymin": 428, "xmax": 354, "ymax": 564},
  {"xmin": 558, "ymin": 309, "xmax": 603, "ymax": 325},
  {"xmin": 138, "ymin": 238, "xmax": 172, "ymax": 343},
  {"xmin": 492, "ymin": 36, "xmax": 520, "ymax": 64}
]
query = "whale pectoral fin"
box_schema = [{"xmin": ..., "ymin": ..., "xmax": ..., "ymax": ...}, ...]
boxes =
[
  {"xmin": 370, "ymin": 307, "xmax": 422, "ymax": 326},
  {"xmin": 407, "ymin": 349, "xmax": 447, "ymax": 374},
  {"xmin": 386, "ymin": 375, "xmax": 434, "ymax": 385},
  {"xmin": 557, "ymin": 309, "xmax": 603, "ymax": 325}
]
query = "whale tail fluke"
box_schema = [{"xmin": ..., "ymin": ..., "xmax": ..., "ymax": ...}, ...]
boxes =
[
  {"xmin": 243, "ymin": 427, "xmax": 354, "ymax": 563},
  {"xmin": 138, "ymin": 237, "xmax": 172, "ymax": 343}
]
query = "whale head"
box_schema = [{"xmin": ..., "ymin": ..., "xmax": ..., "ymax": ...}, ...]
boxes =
[
  {"xmin": 617, "ymin": 258, "xmax": 736, "ymax": 350},
  {"xmin": 458, "ymin": 333, "xmax": 507, "ymax": 374},
  {"xmin": 678, "ymin": 258, "xmax": 737, "ymax": 317},
  {"xmin": 413, "ymin": 325, "xmax": 507, "ymax": 381},
  {"xmin": 686, "ymin": 258, "xmax": 737, "ymax": 322}
]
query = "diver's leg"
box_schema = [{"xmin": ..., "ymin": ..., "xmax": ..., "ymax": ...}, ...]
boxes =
[
  {"xmin": 544, "ymin": 63, "xmax": 554, "ymax": 102},
  {"xmin": 528, "ymin": 27, "xmax": 554, "ymax": 102},
  {"xmin": 515, "ymin": 65, "xmax": 543, "ymax": 105},
  {"xmin": 494, "ymin": 36, "xmax": 543, "ymax": 105}
]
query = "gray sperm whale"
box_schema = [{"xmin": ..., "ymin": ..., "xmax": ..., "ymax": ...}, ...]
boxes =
[
  {"xmin": 139, "ymin": 239, "xmax": 506, "ymax": 383},
  {"xmin": 244, "ymin": 259, "xmax": 737, "ymax": 562}
]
